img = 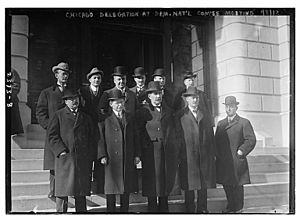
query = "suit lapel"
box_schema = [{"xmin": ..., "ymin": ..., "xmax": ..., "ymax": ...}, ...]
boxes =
[{"xmin": 225, "ymin": 114, "xmax": 240, "ymax": 130}]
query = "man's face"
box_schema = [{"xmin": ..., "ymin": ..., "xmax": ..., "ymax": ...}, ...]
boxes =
[
  {"xmin": 89, "ymin": 74, "xmax": 102, "ymax": 87},
  {"xmin": 134, "ymin": 75, "xmax": 146, "ymax": 87},
  {"xmin": 184, "ymin": 78, "xmax": 195, "ymax": 88},
  {"xmin": 109, "ymin": 98, "xmax": 125, "ymax": 112},
  {"xmin": 153, "ymin": 76, "xmax": 165, "ymax": 87},
  {"xmin": 113, "ymin": 76, "xmax": 126, "ymax": 90},
  {"xmin": 185, "ymin": 95, "xmax": 199, "ymax": 109},
  {"xmin": 148, "ymin": 91, "xmax": 163, "ymax": 106},
  {"xmin": 65, "ymin": 96, "xmax": 79, "ymax": 110},
  {"xmin": 55, "ymin": 70, "xmax": 69, "ymax": 84},
  {"xmin": 225, "ymin": 104, "xmax": 238, "ymax": 117}
]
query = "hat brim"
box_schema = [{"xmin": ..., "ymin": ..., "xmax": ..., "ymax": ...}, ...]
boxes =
[
  {"xmin": 52, "ymin": 66, "xmax": 72, "ymax": 74},
  {"xmin": 146, "ymin": 89, "xmax": 162, "ymax": 93},
  {"xmin": 184, "ymin": 75, "xmax": 197, "ymax": 80},
  {"xmin": 87, "ymin": 71, "xmax": 103, "ymax": 80},
  {"xmin": 63, "ymin": 95, "xmax": 79, "ymax": 100},
  {"xmin": 222, "ymin": 102, "xmax": 239, "ymax": 105},
  {"xmin": 108, "ymin": 97, "xmax": 125, "ymax": 101},
  {"xmin": 132, "ymin": 74, "xmax": 146, "ymax": 78},
  {"xmin": 112, "ymin": 73, "xmax": 126, "ymax": 77},
  {"xmin": 182, "ymin": 93, "xmax": 198, "ymax": 97}
]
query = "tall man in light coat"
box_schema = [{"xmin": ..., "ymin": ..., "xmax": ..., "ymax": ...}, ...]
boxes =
[
  {"xmin": 47, "ymin": 89, "xmax": 96, "ymax": 212},
  {"xmin": 215, "ymin": 96, "xmax": 256, "ymax": 213},
  {"xmin": 175, "ymin": 86, "xmax": 216, "ymax": 213},
  {"xmin": 137, "ymin": 81, "xmax": 179, "ymax": 213},
  {"xmin": 98, "ymin": 89, "xmax": 140, "ymax": 212},
  {"xmin": 36, "ymin": 62, "xmax": 71, "ymax": 199}
]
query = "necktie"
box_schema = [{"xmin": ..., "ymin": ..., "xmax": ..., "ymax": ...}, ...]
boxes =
[
  {"xmin": 72, "ymin": 110, "xmax": 77, "ymax": 116},
  {"xmin": 228, "ymin": 118, "xmax": 232, "ymax": 124}
]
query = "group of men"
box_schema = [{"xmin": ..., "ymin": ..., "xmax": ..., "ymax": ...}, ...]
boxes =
[{"xmin": 36, "ymin": 61, "xmax": 256, "ymax": 213}]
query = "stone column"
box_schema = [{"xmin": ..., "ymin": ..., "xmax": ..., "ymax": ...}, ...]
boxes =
[{"xmin": 11, "ymin": 15, "xmax": 31, "ymax": 133}]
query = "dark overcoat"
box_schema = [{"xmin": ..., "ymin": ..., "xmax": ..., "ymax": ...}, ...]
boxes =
[
  {"xmin": 47, "ymin": 107, "xmax": 96, "ymax": 196},
  {"xmin": 78, "ymin": 85, "xmax": 104, "ymax": 123},
  {"xmin": 97, "ymin": 112, "xmax": 140, "ymax": 194},
  {"xmin": 98, "ymin": 87, "xmax": 138, "ymax": 115},
  {"xmin": 137, "ymin": 103, "xmax": 180, "ymax": 197},
  {"xmin": 215, "ymin": 114, "xmax": 256, "ymax": 185},
  {"xmin": 175, "ymin": 107, "xmax": 216, "ymax": 190},
  {"xmin": 36, "ymin": 85, "xmax": 66, "ymax": 170},
  {"xmin": 129, "ymin": 85, "xmax": 147, "ymax": 106},
  {"xmin": 162, "ymin": 87, "xmax": 174, "ymax": 109}
]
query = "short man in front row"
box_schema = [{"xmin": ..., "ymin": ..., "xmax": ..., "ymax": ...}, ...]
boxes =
[
  {"xmin": 98, "ymin": 89, "xmax": 140, "ymax": 212},
  {"xmin": 175, "ymin": 86, "xmax": 216, "ymax": 213},
  {"xmin": 47, "ymin": 89, "xmax": 96, "ymax": 212},
  {"xmin": 137, "ymin": 81, "xmax": 179, "ymax": 212},
  {"xmin": 36, "ymin": 62, "xmax": 71, "ymax": 199},
  {"xmin": 215, "ymin": 96, "xmax": 256, "ymax": 213},
  {"xmin": 130, "ymin": 66, "xmax": 147, "ymax": 106},
  {"xmin": 98, "ymin": 66, "xmax": 138, "ymax": 115}
]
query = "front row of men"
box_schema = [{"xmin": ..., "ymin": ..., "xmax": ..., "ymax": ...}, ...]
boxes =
[{"xmin": 42, "ymin": 63, "xmax": 256, "ymax": 213}]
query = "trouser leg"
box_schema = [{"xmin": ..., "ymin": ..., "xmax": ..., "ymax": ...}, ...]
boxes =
[
  {"xmin": 147, "ymin": 196, "xmax": 158, "ymax": 212},
  {"xmin": 49, "ymin": 170, "xmax": 55, "ymax": 198},
  {"xmin": 158, "ymin": 196, "xmax": 169, "ymax": 212},
  {"xmin": 223, "ymin": 185, "xmax": 235, "ymax": 211},
  {"xmin": 196, "ymin": 188, "xmax": 208, "ymax": 212},
  {"xmin": 106, "ymin": 194, "xmax": 116, "ymax": 212},
  {"xmin": 233, "ymin": 185, "xmax": 244, "ymax": 211},
  {"xmin": 184, "ymin": 190, "xmax": 195, "ymax": 213},
  {"xmin": 56, "ymin": 196, "xmax": 68, "ymax": 212},
  {"xmin": 75, "ymin": 196, "xmax": 87, "ymax": 212},
  {"xmin": 120, "ymin": 193, "xmax": 130, "ymax": 212}
]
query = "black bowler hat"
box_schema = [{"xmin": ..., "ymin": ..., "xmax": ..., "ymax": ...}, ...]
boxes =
[
  {"xmin": 183, "ymin": 71, "xmax": 197, "ymax": 80},
  {"xmin": 108, "ymin": 89, "xmax": 125, "ymax": 101},
  {"xmin": 62, "ymin": 89, "xmax": 79, "ymax": 100},
  {"xmin": 182, "ymin": 86, "xmax": 198, "ymax": 97},
  {"xmin": 146, "ymin": 81, "xmax": 162, "ymax": 93},
  {"xmin": 132, "ymin": 67, "xmax": 146, "ymax": 78},
  {"xmin": 112, "ymin": 66, "xmax": 127, "ymax": 77},
  {"xmin": 223, "ymin": 96, "xmax": 239, "ymax": 105},
  {"xmin": 86, "ymin": 67, "xmax": 104, "ymax": 80},
  {"xmin": 152, "ymin": 68, "xmax": 165, "ymax": 77}
]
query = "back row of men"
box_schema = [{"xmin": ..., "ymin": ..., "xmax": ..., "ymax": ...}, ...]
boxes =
[{"xmin": 36, "ymin": 62, "xmax": 256, "ymax": 213}]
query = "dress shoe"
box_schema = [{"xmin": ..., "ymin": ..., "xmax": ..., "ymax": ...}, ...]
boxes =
[
  {"xmin": 222, "ymin": 209, "xmax": 235, "ymax": 213},
  {"xmin": 234, "ymin": 208, "xmax": 243, "ymax": 213},
  {"xmin": 197, "ymin": 209, "xmax": 209, "ymax": 214}
]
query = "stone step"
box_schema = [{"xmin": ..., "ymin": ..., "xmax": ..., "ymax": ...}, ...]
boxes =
[
  {"xmin": 11, "ymin": 149, "xmax": 44, "ymax": 160},
  {"xmin": 11, "ymin": 192, "xmax": 289, "ymax": 213},
  {"xmin": 250, "ymin": 172, "xmax": 289, "ymax": 184},
  {"xmin": 11, "ymin": 158, "xmax": 289, "ymax": 173},
  {"xmin": 250, "ymin": 147, "xmax": 289, "ymax": 155},
  {"xmin": 11, "ymin": 170, "xmax": 49, "ymax": 183},
  {"xmin": 11, "ymin": 178, "xmax": 288, "ymax": 198},
  {"xmin": 11, "ymin": 148, "xmax": 289, "ymax": 163},
  {"xmin": 249, "ymin": 162, "xmax": 289, "ymax": 173}
]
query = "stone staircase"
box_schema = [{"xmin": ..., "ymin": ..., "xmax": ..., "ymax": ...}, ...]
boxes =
[{"xmin": 9, "ymin": 125, "xmax": 290, "ymax": 213}]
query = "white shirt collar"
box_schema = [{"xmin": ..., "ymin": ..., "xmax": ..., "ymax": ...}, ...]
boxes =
[
  {"xmin": 113, "ymin": 109, "xmax": 122, "ymax": 117},
  {"xmin": 90, "ymin": 84, "xmax": 99, "ymax": 92},
  {"xmin": 188, "ymin": 106, "xmax": 198, "ymax": 113},
  {"xmin": 228, "ymin": 114, "xmax": 237, "ymax": 121}
]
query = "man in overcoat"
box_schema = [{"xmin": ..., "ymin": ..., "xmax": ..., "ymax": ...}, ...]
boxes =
[
  {"xmin": 47, "ymin": 89, "xmax": 95, "ymax": 212},
  {"xmin": 215, "ymin": 96, "xmax": 256, "ymax": 213},
  {"xmin": 78, "ymin": 67, "xmax": 105, "ymax": 194},
  {"xmin": 129, "ymin": 66, "xmax": 147, "ymax": 106},
  {"xmin": 175, "ymin": 86, "xmax": 216, "ymax": 213},
  {"xmin": 36, "ymin": 62, "xmax": 71, "ymax": 199},
  {"xmin": 97, "ymin": 89, "xmax": 140, "ymax": 212},
  {"xmin": 98, "ymin": 66, "xmax": 138, "ymax": 116},
  {"xmin": 152, "ymin": 68, "xmax": 174, "ymax": 109},
  {"xmin": 136, "ymin": 81, "xmax": 179, "ymax": 213}
]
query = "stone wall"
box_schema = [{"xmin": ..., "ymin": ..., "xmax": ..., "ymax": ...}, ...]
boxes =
[{"xmin": 214, "ymin": 16, "xmax": 290, "ymax": 147}]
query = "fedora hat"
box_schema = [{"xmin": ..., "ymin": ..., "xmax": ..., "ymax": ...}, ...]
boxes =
[
  {"xmin": 112, "ymin": 66, "xmax": 127, "ymax": 77},
  {"xmin": 182, "ymin": 86, "xmax": 199, "ymax": 97},
  {"xmin": 183, "ymin": 71, "xmax": 197, "ymax": 80},
  {"xmin": 108, "ymin": 89, "xmax": 125, "ymax": 101},
  {"xmin": 62, "ymin": 89, "xmax": 79, "ymax": 100},
  {"xmin": 52, "ymin": 62, "xmax": 72, "ymax": 74},
  {"xmin": 146, "ymin": 81, "xmax": 162, "ymax": 93},
  {"xmin": 132, "ymin": 67, "xmax": 146, "ymax": 78},
  {"xmin": 223, "ymin": 96, "xmax": 239, "ymax": 105},
  {"xmin": 152, "ymin": 68, "xmax": 165, "ymax": 77},
  {"xmin": 86, "ymin": 67, "xmax": 104, "ymax": 80}
]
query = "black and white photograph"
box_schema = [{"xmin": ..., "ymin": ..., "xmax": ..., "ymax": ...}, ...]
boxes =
[{"xmin": 5, "ymin": 5, "xmax": 295, "ymax": 215}]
